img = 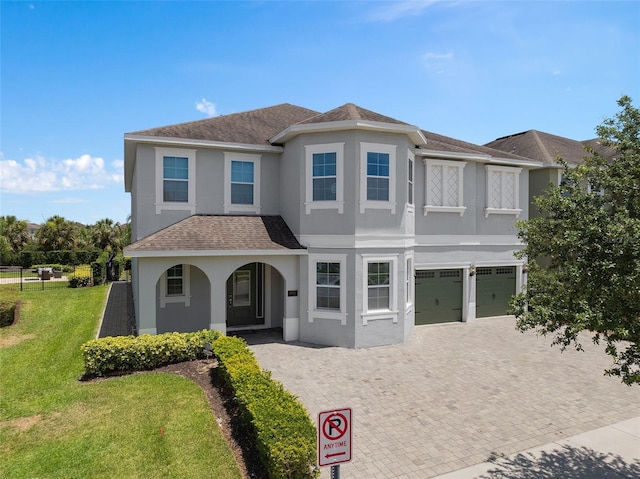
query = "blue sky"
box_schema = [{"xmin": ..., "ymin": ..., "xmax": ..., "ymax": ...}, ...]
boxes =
[{"xmin": 1, "ymin": 0, "xmax": 639, "ymax": 226}]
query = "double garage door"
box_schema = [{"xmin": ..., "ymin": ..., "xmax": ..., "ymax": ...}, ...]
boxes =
[{"xmin": 414, "ymin": 267, "xmax": 516, "ymax": 325}]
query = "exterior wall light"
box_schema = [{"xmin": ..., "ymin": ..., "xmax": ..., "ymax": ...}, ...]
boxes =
[{"xmin": 469, "ymin": 266, "xmax": 476, "ymax": 276}]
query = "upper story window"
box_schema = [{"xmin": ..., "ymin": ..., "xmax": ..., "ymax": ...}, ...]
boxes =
[
  {"xmin": 231, "ymin": 161, "xmax": 254, "ymax": 205},
  {"xmin": 308, "ymin": 254, "xmax": 347, "ymax": 324},
  {"xmin": 484, "ymin": 165, "xmax": 522, "ymax": 218},
  {"xmin": 305, "ymin": 143, "xmax": 344, "ymax": 214},
  {"xmin": 423, "ymin": 159, "xmax": 466, "ymax": 216},
  {"xmin": 367, "ymin": 152, "xmax": 390, "ymax": 201},
  {"xmin": 359, "ymin": 143, "xmax": 397, "ymax": 214},
  {"xmin": 313, "ymin": 153, "xmax": 337, "ymax": 201},
  {"xmin": 163, "ymin": 157, "xmax": 188, "ymax": 202},
  {"xmin": 224, "ymin": 152, "xmax": 261, "ymax": 214},
  {"xmin": 155, "ymin": 147, "xmax": 196, "ymax": 215}
]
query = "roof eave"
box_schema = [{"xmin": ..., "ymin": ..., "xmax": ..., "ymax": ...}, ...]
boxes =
[
  {"xmin": 270, "ymin": 120, "xmax": 427, "ymax": 146},
  {"xmin": 124, "ymin": 248, "xmax": 308, "ymax": 258},
  {"xmin": 124, "ymin": 134, "xmax": 284, "ymax": 153},
  {"xmin": 415, "ymin": 149, "xmax": 543, "ymax": 168}
]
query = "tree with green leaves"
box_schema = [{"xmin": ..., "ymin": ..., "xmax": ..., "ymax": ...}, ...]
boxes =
[
  {"xmin": 0, "ymin": 215, "xmax": 32, "ymax": 264},
  {"xmin": 512, "ymin": 96, "xmax": 640, "ymax": 385},
  {"xmin": 90, "ymin": 218, "xmax": 122, "ymax": 252},
  {"xmin": 36, "ymin": 215, "xmax": 78, "ymax": 252}
]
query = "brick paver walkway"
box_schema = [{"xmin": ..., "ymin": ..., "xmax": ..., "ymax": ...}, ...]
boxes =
[{"xmin": 246, "ymin": 317, "xmax": 640, "ymax": 479}]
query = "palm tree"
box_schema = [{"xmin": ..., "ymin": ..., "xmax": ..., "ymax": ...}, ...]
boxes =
[
  {"xmin": 36, "ymin": 215, "xmax": 77, "ymax": 252},
  {"xmin": 90, "ymin": 218, "xmax": 121, "ymax": 252}
]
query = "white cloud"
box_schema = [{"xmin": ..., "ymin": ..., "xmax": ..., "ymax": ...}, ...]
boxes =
[
  {"xmin": 422, "ymin": 50, "xmax": 455, "ymax": 74},
  {"xmin": 365, "ymin": 0, "xmax": 441, "ymax": 23},
  {"xmin": 0, "ymin": 152, "xmax": 123, "ymax": 194},
  {"xmin": 196, "ymin": 98, "xmax": 217, "ymax": 117}
]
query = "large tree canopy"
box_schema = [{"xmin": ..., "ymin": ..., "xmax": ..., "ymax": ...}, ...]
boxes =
[{"xmin": 513, "ymin": 96, "xmax": 640, "ymax": 385}]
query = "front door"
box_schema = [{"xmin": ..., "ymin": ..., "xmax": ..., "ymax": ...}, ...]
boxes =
[{"xmin": 226, "ymin": 263, "xmax": 264, "ymax": 327}]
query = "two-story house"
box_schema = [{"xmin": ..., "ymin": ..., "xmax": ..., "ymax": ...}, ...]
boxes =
[{"xmin": 123, "ymin": 103, "xmax": 541, "ymax": 348}]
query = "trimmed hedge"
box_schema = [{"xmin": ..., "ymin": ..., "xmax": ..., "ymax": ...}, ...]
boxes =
[
  {"xmin": 81, "ymin": 329, "xmax": 221, "ymax": 377},
  {"xmin": 213, "ymin": 336, "xmax": 319, "ymax": 479},
  {"xmin": 69, "ymin": 276, "xmax": 92, "ymax": 288},
  {"xmin": 0, "ymin": 285, "xmax": 19, "ymax": 327}
]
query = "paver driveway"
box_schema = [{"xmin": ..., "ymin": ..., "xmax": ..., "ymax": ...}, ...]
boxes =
[{"xmin": 246, "ymin": 316, "xmax": 640, "ymax": 479}]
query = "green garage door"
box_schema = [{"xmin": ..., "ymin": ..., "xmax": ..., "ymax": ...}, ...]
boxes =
[
  {"xmin": 476, "ymin": 267, "xmax": 516, "ymax": 318},
  {"xmin": 415, "ymin": 269, "xmax": 463, "ymax": 325}
]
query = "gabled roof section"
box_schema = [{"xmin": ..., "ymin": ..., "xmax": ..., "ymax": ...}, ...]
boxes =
[
  {"xmin": 124, "ymin": 215, "xmax": 305, "ymax": 257},
  {"xmin": 298, "ymin": 103, "xmax": 410, "ymax": 125},
  {"xmin": 128, "ymin": 103, "xmax": 320, "ymax": 146},
  {"xmin": 416, "ymin": 130, "xmax": 541, "ymax": 167},
  {"xmin": 270, "ymin": 103, "xmax": 426, "ymax": 145},
  {"xmin": 485, "ymin": 130, "xmax": 589, "ymax": 166}
]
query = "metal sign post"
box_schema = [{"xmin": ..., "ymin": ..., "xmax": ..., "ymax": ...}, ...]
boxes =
[{"xmin": 318, "ymin": 407, "xmax": 352, "ymax": 475}]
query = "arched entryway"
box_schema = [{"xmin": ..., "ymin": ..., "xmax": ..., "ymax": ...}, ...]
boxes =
[
  {"xmin": 155, "ymin": 263, "xmax": 211, "ymax": 334},
  {"xmin": 226, "ymin": 262, "xmax": 284, "ymax": 330}
]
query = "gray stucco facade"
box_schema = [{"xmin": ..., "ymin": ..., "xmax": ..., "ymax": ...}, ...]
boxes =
[{"xmin": 124, "ymin": 103, "xmax": 541, "ymax": 348}]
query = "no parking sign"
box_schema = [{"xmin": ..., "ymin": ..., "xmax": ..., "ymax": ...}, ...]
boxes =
[{"xmin": 318, "ymin": 407, "xmax": 352, "ymax": 467}]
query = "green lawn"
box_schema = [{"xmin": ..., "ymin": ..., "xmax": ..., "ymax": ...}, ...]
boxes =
[{"xmin": 0, "ymin": 286, "xmax": 243, "ymax": 479}]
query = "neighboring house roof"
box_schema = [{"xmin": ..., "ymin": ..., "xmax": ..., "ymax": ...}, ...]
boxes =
[
  {"xmin": 129, "ymin": 103, "xmax": 320, "ymax": 146},
  {"xmin": 125, "ymin": 215, "xmax": 305, "ymax": 256},
  {"xmin": 485, "ymin": 130, "xmax": 590, "ymax": 166},
  {"xmin": 581, "ymin": 138, "xmax": 618, "ymax": 161}
]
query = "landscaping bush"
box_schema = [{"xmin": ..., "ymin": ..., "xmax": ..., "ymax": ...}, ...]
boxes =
[
  {"xmin": 0, "ymin": 285, "xmax": 19, "ymax": 327},
  {"xmin": 213, "ymin": 335, "xmax": 318, "ymax": 479},
  {"xmin": 81, "ymin": 329, "xmax": 221, "ymax": 377},
  {"xmin": 69, "ymin": 276, "xmax": 92, "ymax": 288}
]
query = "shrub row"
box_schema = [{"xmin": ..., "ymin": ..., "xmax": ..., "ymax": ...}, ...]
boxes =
[
  {"xmin": 0, "ymin": 285, "xmax": 19, "ymax": 327},
  {"xmin": 213, "ymin": 335, "xmax": 318, "ymax": 479},
  {"xmin": 69, "ymin": 276, "xmax": 92, "ymax": 288},
  {"xmin": 14, "ymin": 249, "xmax": 101, "ymax": 269},
  {"xmin": 81, "ymin": 329, "xmax": 221, "ymax": 377}
]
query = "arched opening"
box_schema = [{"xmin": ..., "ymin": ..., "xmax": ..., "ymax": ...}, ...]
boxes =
[
  {"xmin": 155, "ymin": 263, "xmax": 210, "ymax": 333},
  {"xmin": 226, "ymin": 262, "xmax": 285, "ymax": 330}
]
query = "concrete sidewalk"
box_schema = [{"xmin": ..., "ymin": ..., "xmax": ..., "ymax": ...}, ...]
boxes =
[{"xmin": 434, "ymin": 416, "xmax": 640, "ymax": 478}]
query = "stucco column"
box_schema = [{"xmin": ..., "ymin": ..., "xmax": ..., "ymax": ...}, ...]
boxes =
[
  {"xmin": 464, "ymin": 266, "xmax": 477, "ymax": 323},
  {"xmin": 209, "ymin": 272, "xmax": 227, "ymax": 334},
  {"xmin": 137, "ymin": 260, "xmax": 157, "ymax": 335},
  {"xmin": 282, "ymin": 257, "xmax": 300, "ymax": 342}
]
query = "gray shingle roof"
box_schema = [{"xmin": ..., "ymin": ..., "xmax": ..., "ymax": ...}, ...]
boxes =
[
  {"xmin": 485, "ymin": 130, "xmax": 590, "ymax": 165},
  {"xmin": 298, "ymin": 103, "xmax": 410, "ymax": 126},
  {"xmin": 419, "ymin": 130, "xmax": 537, "ymax": 162},
  {"xmin": 129, "ymin": 104, "xmax": 320, "ymax": 146},
  {"xmin": 125, "ymin": 215, "xmax": 305, "ymax": 253}
]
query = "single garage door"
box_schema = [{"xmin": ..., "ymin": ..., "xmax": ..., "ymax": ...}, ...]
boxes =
[
  {"xmin": 476, "ymin": 266, "xmax": 516, "ymax": 318},
  {"xmin": 415, "ymin": 269, "xmax": 463, "ymax": 325}
]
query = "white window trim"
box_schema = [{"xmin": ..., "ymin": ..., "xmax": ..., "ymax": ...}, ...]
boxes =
[
  {"xmin": 155, "ymin": 147, "xmax": 196, "ymax": 215},
  {"xmin": 359, "ymin": 142, "xmax": 397, "ymax": 214},
  {"xmin": 361, "ymin": 254, "xmax": 398, "ymax": 325},
  {"xmin": 308, "ymin": 254, "xmax": 348, "ymax": 324},
  {"xmin": 224, "ymin": 152, "xmax": 261, "ymax": 214},
  {"xmin": 305, "ymin": 143, "xmax": 345, "ymax": 214},
  {"xmin": 159, "ymin": 264, "xmax": 191, "ymax": 308},
  {"xmin": 484, "ymin": 165, "xmax": 522, "ymax": 218},
  {"xmin": 423, "ymin": 158, "xmax": 466, "ymax": 216}
]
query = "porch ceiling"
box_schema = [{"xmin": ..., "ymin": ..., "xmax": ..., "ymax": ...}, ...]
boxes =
[{"xmin": 124, "ymin": 215, "xmax": 305, "ymax": 256}]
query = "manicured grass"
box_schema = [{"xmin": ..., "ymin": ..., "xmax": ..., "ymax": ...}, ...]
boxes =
[{"xmin": 0, "ymin": 286, "xmax": 243, "ymax": 479}]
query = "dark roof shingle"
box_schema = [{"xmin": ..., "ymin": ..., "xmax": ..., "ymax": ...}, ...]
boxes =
[
  {"xmin": 125, "ymin": 215, "xmax": 305, "ymax": 253},
  {"xmin": 485, "ymin": 130, "xmax": 590, "ymax": 165},
  {"xmin": 129, "ymin": 104, "xmax": 320, "ymax": 146}
]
